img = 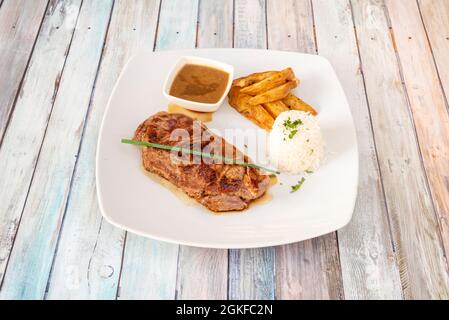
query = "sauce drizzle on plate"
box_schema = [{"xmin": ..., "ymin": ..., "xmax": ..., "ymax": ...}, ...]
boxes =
[{"xmin": 168, "ymin": 103, "xmax": 213, "ymax": 122}]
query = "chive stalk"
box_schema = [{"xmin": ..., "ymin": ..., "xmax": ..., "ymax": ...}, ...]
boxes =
[{"xmin": 121, "ymin": 138, "xmax": 280, "ymax": 175}]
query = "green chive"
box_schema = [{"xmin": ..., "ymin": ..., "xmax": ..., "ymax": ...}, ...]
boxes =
[
  {"xmin": 290, "ymin": 177, "xmax": 305, "ymax": 193},
  {"xmin": 121, "ymin": 138, "xmax": 280, "ymax": 175},
  {"xmin": 288, "ymin": 129, "xmax": 298, "ymax": 139}
]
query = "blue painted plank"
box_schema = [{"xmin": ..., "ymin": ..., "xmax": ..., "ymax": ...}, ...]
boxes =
[
  {"xmin": 228, "ymin": 0, "xmax": 276, "ymax": 300},
  {"xmin": 45, "ymin": 0, "xmax": 162, "ymax": 299},
  {"xmin": 0, "ymin": 0, "xmax": 114, "ymax": 299},
  {"xmin": 116, "ymin": 0, "xmax": 199, "ymax": 300},
  {"xmin": 173, "ymin": 0, "xmax": 233, "ymax": 300}
]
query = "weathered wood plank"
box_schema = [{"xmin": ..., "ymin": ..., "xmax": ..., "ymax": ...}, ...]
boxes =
[
  {"xmin": 0, "ymin": 0, "xmax": 114, "ymax": 299},
  {"xmin": 312, "ymin": 0, "xmax": 402, "ymax": 299},
  {"xmin": 387, "ymin": 0, "xmax": 449, "ymax": 276},
  {"xmin": 228, "ymin": 0, "xmax": 275, "ymax": 300},
  {"xmin": 116, "ymin": 0, "xmax": 199, "ymax": 300},
  {"xmin": 197, "ymin": 0, "xmax": 233, "ymax": 48},
  {"xmin": 229, "ymin": 247, "xmax": 274, "ymax": 299},
  {"xmin": 351, "ymin": 0, "xmax": 449, "ymax": 299},
  {"xmin": 418, "ymin": 0, "xmax": 449, "ymax": 105},
  {"xmin": 118, "ymin": 234, "xmax": 178, "ymax": 300},
  {"xmin": 173, "ymin": 0, "xmax": 232, "ymax": 300},
  {"xmin": 234, "ymin": 0, "xmax": 266, "ymax": 49},
  {"xmin": 267, "ymin": 0, "xmax": 315, "ymax": 52},
  {"xmin": 176, "ymin": 247, "xmax": 228, "ymax": 299},
  {"xmin": 155, "ymin": 0, "xmax": 199, "ymax": 50},
  {"xmin": 46, "ymin": 0, "xmax": 161, "ymax": 300},
  {"xmin": 0, "ymin": 0, "xmax": 48, "ymax": 140},
  {"xmin": 266, "ymin": 0, "xmax": 344, "ymax": 300},
  {"xmin": 0, "ymin": 0, "xmax": 82, "ymax": 290}
]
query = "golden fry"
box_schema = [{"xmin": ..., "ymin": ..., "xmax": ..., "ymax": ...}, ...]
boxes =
[
  {"xmin": 248, "ymin": 79, "xmax": 298, "ymax": 105},
  {"xmin": 282, "ymin": 93, "xmax": 317, "ymax": 116},
  {"xmin": 228, "ymin": 87, "xmax": 274, "ymax": 130},
  {"xmin": 240, "ymin": 68, "xmax": 295, "ymax": 96},
  {"xmin": 262, "ymin": 100, "xmax": 289, "ymax": 118},
  {"xmin": 232, "ymin": 71, "xmax": 278, "ymax": 88}
]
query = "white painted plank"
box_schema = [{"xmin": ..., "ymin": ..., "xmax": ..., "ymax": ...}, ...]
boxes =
[
  {"xmin": 176, "ymin": 247, "xmax": 228, "ymax": 299},
  {"xmin": 228, "ymin": 0, "xmax": 275, "ymax": 300},
  {"xmin": 418, "ymin": 0, "xmax": 449, "ymax": 105},
  {"xmin": 234, "ymin": 0, "xmax": 266, "ymax": 48},
  {"xmin": 197, "ymin": 0, "xmax": 233, "ymax": 48},
  {"xmin": 275, "ymin": 236, "xmax": 343, "ymax": 299},
  {"xmin": 351, "ymin": 0, "xmax": 449, "ymax": 299},
  {"xmin": 0, "ymin": 0, "xmax": 82, "ymax": 290},
  {"xmin": 266, "ymin": 0, "xmax": 344, "ymax": 300},
  {"xmin": 387, "ymin": 0, "xmax": 449, "ymax": 265},
  {"xmin": 155, "ymin": 0, "xmax": 199, "ymax": 50},
  {"xmin": 46, "ymin": 0, "xmax": 162, "ymax": 300},
  {"xmin": 266, "ymin": 0, "xmax": 315, "ymax": 53},
  {"xmin": 173, "ymin": 0, "xmax": 232, "ymax": 300},
  {"xmin": 117, "ymin": 0, "xmax": 199, "ymax": 300},
  {"xmin": 0, "ymin": 0, "xmax": 48, "ymax": 139},
  {"xmin": 313, "ymin": 0, "xmax": 402, "ymax": 299},
  {"xmin": 0, "ymin": 0, "xmax": 114, "ymax": 299}
]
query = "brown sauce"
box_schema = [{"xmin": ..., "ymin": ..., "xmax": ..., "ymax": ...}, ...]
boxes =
[
  {"xmin": 217, "ymin": 175, "xmax": 277, "ymax": 215},
  {"xmin": 141, "ymin": 166, "xmax": 197, "ymax": 206},
  {"xmin": 142, "ymin": 166, "xmax": 277, "ymax": 215},
  {"xmin": 248, "ymin": 175, "xmax": 277, "ymax": 208},
  {"xmin": 169, "ymin": 64, "xmax": 229, "ymax": 103},
  {"xmin": 167, "ymin": 103, "xmax": 213, "ymax": 122}
]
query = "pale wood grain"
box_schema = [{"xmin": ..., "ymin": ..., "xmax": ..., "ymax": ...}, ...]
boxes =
[
  {"xmin": 229, "ymin": 0, "xmax": 275, "ymax": 300},
  {"xmin": 118, "ymin": 234, "xmax": 178, "ymax": 300},
  {"xmin": 116, "ymin": 0, "xmax": 199, "ymax": 300},
  {"xmin": 46, "ymin": 0, "xmax": 161, "ymax": 300},
  {"xmin": 267, "ymin": 0, "xmax": 315, "ymax": 52},
  {"xmin": 267, "ymin": 0, "xmax": 343, "ymax": 300},
  {"xmin": 173, "ymin": 0, "xmax": 232, "ymax": 300},
  {"xmin": 275, "ymin": 237, "xmax": 343, "ymax": 299},
  {"xmin": 0, "ymin": 0, "xmax": 114, "ymax": 299},
  {"xmin": 155, "ymin": 0, "xmax": 199, "ymax": 50},
  {"xmin": 234, "ymin": 0, "xmax": 266, "ymax": 48},
  {"xmin": 386, "ymin": 0, "xmax": 449, "ymax": 276},
  {"xmin": 351, "ymin": 0, "xmax": 449, "ymax": 299},
  {"xmin": 0, "ymin": 0, "xmax": 82, "ymax": 290},
  {"xmin": 313, "ymin": 0, "xmax": 402, "ymax": 299},
  {"xmin": 229, "ymin": 247, "xmax": 274, "ymax": 299},
  {"xmin": 197, "ymin": 0, "xmax": 233, "ymax": 48},
  {"xmin": 176, "ymin": 247, "xmax": 228, "ymax": 299},
  {"xmin": 418, "ymin": 0, "xmax": 449, "ymax": 105},
  {"xmin": 0, "ymin": 0, "xmax": 48, "ymax": 139}
]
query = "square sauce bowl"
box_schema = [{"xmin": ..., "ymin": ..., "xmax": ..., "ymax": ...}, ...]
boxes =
[{"xmin": 162, "ymin": 56, "xmax": 234, "ymax": 112}]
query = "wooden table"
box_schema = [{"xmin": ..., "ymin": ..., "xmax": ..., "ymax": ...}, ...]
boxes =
[{"xmin": 0, "ymin": 0, "xmax": 448, "ymax": 300}]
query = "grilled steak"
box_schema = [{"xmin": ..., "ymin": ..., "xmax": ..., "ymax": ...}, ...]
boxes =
[{"xmin": 134, "ymin": 112, "xmax": 270, "ymax": 212}]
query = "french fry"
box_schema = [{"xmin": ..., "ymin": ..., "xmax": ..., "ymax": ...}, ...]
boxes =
[
  {"xmin": 282, "ymin": 93, "xmax": 317, "ymax": 116},
  {"xmin": 232, "ymin": 71, "xmax": 278, "ymax": 88},
  {"xmin": 262, "ymin": 100, "xmax": 289, "ymax": 118},
  {"xmin": 248, "ymin": 79, "xmax": 298, "ymax": 105},
  {"xmin": 228, "ymin": 86, "xmax": 274, "ymax": 130},
  {"xmin": 240, "ymin": 68, "xmax": 295, "ymax": 96}
]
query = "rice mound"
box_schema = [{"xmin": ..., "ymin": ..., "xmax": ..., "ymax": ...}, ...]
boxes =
[{"xmin": 268, "ymin": 110, "xmax": 324, "ymax": 174}]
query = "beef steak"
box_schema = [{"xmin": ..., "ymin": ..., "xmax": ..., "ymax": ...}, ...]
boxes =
[{"xmin": 134, "ymin": 112, "xmax": 270, "ymax": 212}]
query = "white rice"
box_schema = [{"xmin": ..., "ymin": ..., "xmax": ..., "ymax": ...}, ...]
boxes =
[{"xmin": 268, "ymin": 110, "xmax": 324, "ymax": 174}]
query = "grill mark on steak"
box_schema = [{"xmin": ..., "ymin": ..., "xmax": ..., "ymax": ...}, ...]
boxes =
[{"xmin": 134, "ymin": 112, "xmax": 270, "ymax": 212}]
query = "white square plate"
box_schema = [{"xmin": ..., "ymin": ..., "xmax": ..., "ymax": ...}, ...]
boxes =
[{"xmin": 96, "ymin": 49, "xmax": 358, "ymax": 249}]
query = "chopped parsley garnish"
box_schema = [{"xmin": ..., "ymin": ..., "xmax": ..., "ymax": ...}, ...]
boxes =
[
  {"xmin": 290, "ymin": 177, "xmax": 305, "ymax": 193},
  {"xmin": 288, "ymin": 129, "xmax": 298, "ymax": 139},
  {"xmin": 283, "ymin": 117, "xmax": 303, "ymax": 139}
]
